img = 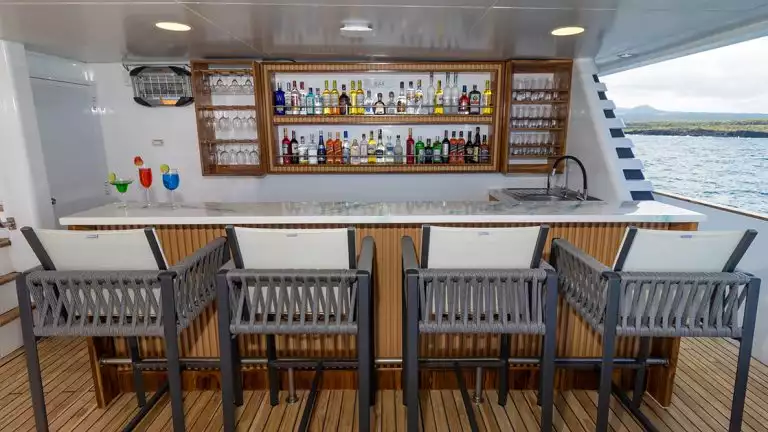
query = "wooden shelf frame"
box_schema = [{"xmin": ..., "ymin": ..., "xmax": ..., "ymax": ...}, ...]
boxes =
[
  {"xmin": 260, "ymin": 61, "xmax": 506, "ymax": 174},
  {"xmin": 191, "ymin": 60, "xmax": 268, "ymax": 177},
  {"xmin": 501, "ymin": 60, "xmax": 574, "ymax": 174}
]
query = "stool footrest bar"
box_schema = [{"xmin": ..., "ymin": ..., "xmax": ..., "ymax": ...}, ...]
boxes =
[{"xmin": 122, "ymin": 381, "xmax": 170, "ymax": 432}]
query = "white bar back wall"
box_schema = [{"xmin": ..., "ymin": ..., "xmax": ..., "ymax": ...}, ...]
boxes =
[{"xmin": 92, "ymin": 63, "xmax": 547, "ymax": 204}]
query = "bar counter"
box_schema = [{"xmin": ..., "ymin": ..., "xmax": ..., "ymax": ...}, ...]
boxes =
[{"xmin": 60, "ymin": 197, "xmax": 704, "ymax": 408}]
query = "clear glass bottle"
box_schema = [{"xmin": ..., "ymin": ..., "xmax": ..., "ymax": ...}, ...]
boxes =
[
  {"xmin": 305, "ymin": 87, "xmax": 315, "ymax": 115},
  {"xmin": 426, "ymin": 73, "xmax": 436, "ymax": 114},
  {"xmin": 386, "ymin": 91, "xmax": 397, "ymax": 114},
  {"xmin": 308, "ymin": 133, "xmax": 318, "ymax": 165},
  {"xmin": 342, "ymin": 131, "xmax": 350, "ymax": 164},
  {"xmin": 397, "ymin": 81, "xmax": 406, "ymax": 114},
  {"xmin": 364, "ymin": 90, "xmax": 374, "ymax": 115},
  {"xmin": 299, "ymin": 81, "xmax": 307, "ymax": 115},
  {"xmin": 359, "ymin": 134, "xmax": 368, "ymax": 164},
  {"xmin": 394, "ymin": 135, "xmax": 404, "ymax": 164},
  {"xmin": 299, "ymin": 136, "xmax": 308, "ymax": 164},
  {"xmin": 451, "ymin": 73, "xmax": 461, "ymax": 114},
  {"xmin": 284, "ymin": 81, "xmax": 292, "ymax": 114},
  {"xmin": 350, "ymin": 136, "xmax": 360, "ymax": 165},
  {"xmin": 385, "ymin": 135, "xmax": 395, "ymax": 163},
  {"xmin": 434, "ymin": 80, "xmax": 444, "ymax": 114},
  {"xmin": 446, "ymin": 72, "xmax": 457, "ymax": 114},
  {"xmin": 314, "ymin": 88, "xmax": 323, "ymax": 115},
  {"xmin": 367, "ymin": 131, "xmax": 377, "ymax": 163},
  {"xmin": 322, "ymin": 81, "xmax": 331, "ymax": 115},
  {"xmin": 290, "ymin": 80, "xmax": 300, "ymax": 115},
  {"xmin": 356, "ymin": 80, "xmax": 365, "ymax": 115},
  {"xmin": 406, "ymin": 81, "xmax": 415, "ymax": 114},
  {"xmin": 374, "ymin": 92, "xmax": 386, "ymax": 115},
  {"xmin": 414, "ymin": 79, "xmax": 424, "ymax": 114},
  {"xmin": 330, "ymin": 80, "xmax": 339, "ymax": 115}
]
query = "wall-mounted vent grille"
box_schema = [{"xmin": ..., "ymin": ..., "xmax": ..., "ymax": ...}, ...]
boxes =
[{"xmin": 130, "ymin": 66, "xmax": 194, "ymax": 107}]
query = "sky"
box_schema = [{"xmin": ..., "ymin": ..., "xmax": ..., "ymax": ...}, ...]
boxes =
[{"xmin": 602, "ymin": 36, "xmax": 768, "ymax": 114}]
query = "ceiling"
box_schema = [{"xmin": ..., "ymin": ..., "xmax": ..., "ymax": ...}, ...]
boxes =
[{"xmin": 0, "ymin": 0, "xmax": 767, "ymax": 73}]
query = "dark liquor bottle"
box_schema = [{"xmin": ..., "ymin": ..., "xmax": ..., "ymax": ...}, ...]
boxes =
[
  {"xmin": 465, "ymin": 131, "xmax": 473, "ymax": 163},
  {"xmin": 457, "ymin": 131, "xmax": 465, "ymax": 164},
  {"xmin": 449, "ymin": 131, "xmax": 458, "ymax": 164},
  {"xmin": 480, "ymin": 134, "xmax": 490, "ymax": 163},
  {"xmin": 290, "ymin": 131, "xmax": 299, "ymax": 164},
  {"xmin": 432, "ymin": 136, "xmax": 442, "ymax": 164},
  {"xmin": 441, "ymin": 130, "xmax": 450, "ymax": 164},
  {"xmin": 473, "ymin": 127, "xmax": 482, "ymax": 163},
  {"xmin": 274, "ymin": 83, "xmax": 286, "ymax": 115},
  {"xmin": 458, "ymin": 85, "xmax": 470, "ymax": 114},
  {"xmin": 406, "ymin": 128, "xmax": 415, "ymax": 165},
  {"xmin": 469, "ymin": 84, "xmax": 482, "ymax": 115},
  {"xmin": 424, "ymin": 138, "xmax": 433, "ymax": 164},
  {"xmin": 339, "ymin": 84, "xmax": 350, "ymax": 115},
  {"xmin": 414, "ymin": 136, "xmax": 425, "ymax": 164},
  {"xmin": 281, "ymin": 127, "xmax": 291, "ymax": 164},
  {"xmin": 317, "ymin": 131, "xmax": 327, "ymax": 164},
  {"xmin": 374, "ymin": 93, "xmax": 386, "ymax": 115}
]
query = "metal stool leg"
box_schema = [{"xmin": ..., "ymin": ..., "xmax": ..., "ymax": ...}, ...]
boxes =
[
  {"xmin": 596, "ymin": 278, "xmax": 621, "ymax": 432},
  {"xmin": 266, "ymin": 334, "xmax": 280, "ymax": 406},
  {"xmin": 730, "ymin": 278, "xmax": 760, "ymax": 432},
  {"xmin": 232, "ymin": 334, "xmax": 243, "ymax": 406},
  {"xmin": 539, "ymin": 274, "xmax": 558, "ymax": 432},
  {"xmin": 161, "ymin": 275, "xmax": 185, "ymax": 432},
  {"xmin": 498, "ymin": 335, "xmax": 510, "ymax": 406},
  {"xmin": 405, "ymin": 272, "xmax": 420, "ymax": 432},
  {"xmin": 18, "ymin": 274, "xmax": 48, "ymax": 432},
  {"xmin": 358, "ymin": 269, "xmax": 373, "ymax": 431},
  {"xmin": 632, "ymin": 337, "xmax": 651, "ymax": 408},
  {"xmin": 127, "ymin": 337, "xmax": 147, "ymax": 407},
  {"xmin": 217, "ymin": 272, "xmax": 237, "ymax": 432}
]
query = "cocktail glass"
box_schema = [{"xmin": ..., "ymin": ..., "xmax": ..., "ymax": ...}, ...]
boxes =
[
  {"xmin": 138, "ymin": 167, "xmax": 153, "ymax": 208},
  {"xmin": 111, "ymin": 178, "xmax": 133, "ymax": 209},
  {"xmin": 162, "ymin": 168, "xmax": 180, "ymax": 209}
]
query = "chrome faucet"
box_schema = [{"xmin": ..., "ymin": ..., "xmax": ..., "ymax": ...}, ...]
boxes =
[{"xmin": 546, "ymin": 155, "xmax": 589, "ymax": 200}]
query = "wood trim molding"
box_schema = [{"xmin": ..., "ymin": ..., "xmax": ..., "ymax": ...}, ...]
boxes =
[{"xmin": 0, "ymin": 272, "xmax": 17, "ymax": 286}]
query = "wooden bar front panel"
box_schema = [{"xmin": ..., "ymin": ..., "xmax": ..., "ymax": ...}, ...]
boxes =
[{"xmin": 79, "ymin": 221, "xmax": 696, "ymax": 407}]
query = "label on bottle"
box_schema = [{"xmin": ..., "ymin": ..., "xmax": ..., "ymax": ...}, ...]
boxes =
[
  {"xmin": 482, "ymin": 93, "xmax": 492, "ymax": 113},
  {"xmin": 342, "ymin": 146, "xmax": 350, "ymax": 164},
  {"xmin": 306, "ymin": 95, "xmax": 314, "ymax": 115},
  {"xmin": 322, "ymin": 94, "xmax": 331, "ymax": 109},
  {"xmin": 318, "ymin": 147, "xmax": 326, "ymax": 164},
  {"xmin": 470, "ymin": 93, "xmax": 481, "ymax": 114},
  {"xmin": 480, "ymin": 146, "xmax": 489, "ymax": 163},
  {"xmin": 309, "ymin": 148, "xmax": 318, "ymax": 165}
]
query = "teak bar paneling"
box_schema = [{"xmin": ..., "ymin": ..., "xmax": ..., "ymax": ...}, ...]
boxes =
[{"xmin": 79, "ymin": 221, "xmax": 695, "ymax": 408}]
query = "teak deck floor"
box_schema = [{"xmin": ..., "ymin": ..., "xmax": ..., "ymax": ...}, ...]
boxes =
[{"xmin": 1, "ymin": 337, "xmax": 767, "ymax": 431}]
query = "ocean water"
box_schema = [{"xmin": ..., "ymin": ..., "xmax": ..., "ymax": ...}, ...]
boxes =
[{"xmin": 630, "ymin": 135, "xmax": 768, "ymax": 214}]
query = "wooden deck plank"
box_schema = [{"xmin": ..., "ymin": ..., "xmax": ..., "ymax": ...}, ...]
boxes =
[
  {"xmin": 337, "ymin": 390, "xmax": 356, "ymax": 432},
  {"xmin": 308, "ymin": 389, "xmax": 330, "ymax": 432}
]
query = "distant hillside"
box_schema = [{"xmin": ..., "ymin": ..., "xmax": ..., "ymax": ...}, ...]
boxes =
[
  {"xmin": 616, "ymin": 105, "xmax": 768, "ymax": 123},
  {"xmin": 624, "ymin": 119, "xmax": 768, "ymax": 138}
]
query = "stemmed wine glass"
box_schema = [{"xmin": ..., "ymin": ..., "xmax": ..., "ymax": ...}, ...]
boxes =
[
  {"xmin": 248, "ymin": 145, "xmax": 259, "ymax": 165},
  {"xmin": 214, "ymin": 78, "xmax": 225, "ymax": 94},
  {"xmin": 232, "ymin": 111, "xmax": 243, "ymax": 130},
  {"xmin": 219, "ymin": 146, "xmax": 231, "ymax": 165},
  {"xmin": 247, "ymin": 111, "xmax": 257, "ymax": 130},
  {"xmin": 162, "ymin": 168, "xmax": 180, "ymax": 209},
  {"xmin": 138, "ymin": 167, "xmax": 153, "ymax": 208},
  {"xmin": 218, "ymin": 111, "xmax": 231, "ymax": 131},
  {"xmin": 108, "ymin": 174, "xmax": 133, "ymax": 209},
  {"xmin": 236, "ymin": 143, "xmax": 247, "ymax": 165},
  {"xmin": 229, "ymin": 144, "xmax": 238, "ymax": 165},
  {"xmin": 243, "ymin": 78, "xmax": 254, "ymax": 94},
  {"xmin": 229, "ymin": 78, "xmax": 240, "ymax": 95}
]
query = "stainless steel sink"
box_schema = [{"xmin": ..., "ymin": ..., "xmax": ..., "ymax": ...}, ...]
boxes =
[
  {"xmin": 521, "ymin": 194, "xmax": 574, "ymax": 202},
  {"xmin": 501, "ymin": 188, "xmax": 602, "ymax": 203}
]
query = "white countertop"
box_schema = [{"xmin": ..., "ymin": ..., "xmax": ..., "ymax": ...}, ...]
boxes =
[{"xmin": 59, "ymin": 197, "xmax": 705, "ymax": 226}]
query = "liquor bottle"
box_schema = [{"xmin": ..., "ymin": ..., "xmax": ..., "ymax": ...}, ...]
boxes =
[
  {"xmin": 385, "ymin": 135, "xmax": 395, "ymax": 163},
  {"xmin": 350, "ymin": 81, "xmax": 357, "ymax": 115},
  {"xmin": 334, "ymin": 132, "xmax": 343, "ymax": 164},
  {"xmin": 308, "ymin": 133, "xmax": 318, "ymax": 165},
  {"xmin": 290, "ymin": 80, "xmax": 300, "ymax": 115},
  {"xmin": 299, "ymin": 136, "xmax": 309, "ymax": 164},
  {"xmin": 394, "ymin": 135, "xmax": 404, "ymax": 164},
  {"xmin": 457, "ymin": 131, "xmax": 465, "ymax": 164},
  {"xmin": 285, "ymin": 82, "xmax": 292, "ymax": 114},
  {"xmin": 434, "ymin": 80, "xmax": 444, "ymax": 114},
  {"xmin": 386, "ymin": 91, "xmax": 397, "ymax": 114},
  {"xmin": 415, "ymin": 79, "xmax": 424, "ymax": 114},
  {"xmin": 317, "ymin": 131, "xmax": 327, "ymax": 164},
  {"xmin": 432, "ymin": 136, "xmax": 442, "ymax": 164},
  {"xmin": 314, "ymin": 88, "xmax": 323, "ymax": 115},
  {"xmin": 290, "ymin": 131, "xmax": 299, "ymax": 164},
  {"xmin": 453, "ymin": 73, "xmax": 460, "ymax": 113},
  {"xmin": 364, "ymin": 90, "xmax": 374, "ymax": 115},
  {"xmin": 342, "ymin": 131, "xmax": 350, "ymax": 164},
  {"xmin": 350, "ymin": 136, "xmax": 360, "ymax": 165},
  {"xmin": 274, "ymin": 82, "xmax": 286, "ymax": 115},
  {"xmin": 406, "ymin": 81, "xmax": 415, "ymax": 114},
  {"xmin": 367, "ymin": 131, "xmax": 377, "ymax": 164},
  {"xmin": 424, "ymin": 138, "xmax": 433, "ymax": 164},
  {"xmin": 449, "ymin": 131, "xmax": 458, "ymax": 163},
  {"xmin": 415, "ymin": 136, "xmax": 425, "ymax": 164},
  {"xmin": 299, "ymin": 82, "xmax": 307, "ymax": 115},
  {"xmin": 480, "ymin": 134, "xmax": 490, "ymax": 163},
  {"xmin": 465, "ymin": 131, "xmax": 473, "ymax": 163},
  {"xmin": 482, "ymin": 80, "xmax": 493, "ymax": 115},
  {"xmin": 339, "ymin": 84, "xmax": 350, "ymax": 115},
  {"xmin": 331, "ymin": 80, "xmax": 339, "ymax": 115},
  {"xmin": 356, "ymin": 80, "xmax": 365, "ymax": 115},
  {"xmin": 469, "ymin": 84, "xmax": 482, "ymax": 115},
  {"xmin": 281, "ymin": 128, "xmax": 290, "ymax": 165},
  {"xmin": 359, "ymin": 134, "xmax": 368, "ymax": 164},
  {"xmin": 376, "ymin": 130, "xmax": 385, "ymax": 164},
  {"xmin": 396, "ymin": 81, "xmax": 406, "ymax": 114},
  {"xmin": 458, "ymin": 85, "xmax": 470, "ymax": 114},
  {"xmin": 446, "ymin": 72, "xmax": 458, "ymax": 114},
  {"xmin": 305, "ymin": 87, "xmax": 315, "ymax": 115},
  {"xmin": 374, "ymin": 92, "xmax": 386, "ymax": 115},
  {"xmin": 426, "ymin": 72, "xmax": 436, "ymax": 114},
  {"xmin": 322, "ymin": 80, "xmax": 331, "ymax": 115},
  {"xmin": 406, "ymin": 128, "xmax": 415, "ymax": 165},
  {"xmin": 473, "ymin": 128, "xmax": 482, "ymax": 163},
  {"xmin": 441, "ymin": 131, "xmax": 450, "ymax": 164}
]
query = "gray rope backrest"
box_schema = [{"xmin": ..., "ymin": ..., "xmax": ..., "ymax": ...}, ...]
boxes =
[
  {"xmin": 416, "ymin": 264, "xmax": 551, "ymax": 334},
  {"xmin": 225, "ymin": 269, "xmax": 359, "ymax": 334},
  {"xmin": 170, "ymin": 237, "xmax": 228, "ymax": 329},
  {"xmin": 553, "ymin": 238, "xmax": 754, "ymax": 337}
]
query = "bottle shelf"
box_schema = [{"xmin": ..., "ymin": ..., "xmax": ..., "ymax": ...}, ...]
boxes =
[
  {"xmin": 197, "ymin": 105, "xmax": 257, "ymax": 111},
  {"xmin": 269, "ymin": 163, "xmax": 497, "ymax": 174},
  {"xmin": 511, "ymin": 100, "xmax": 569, "ymax": 105},
  {"xmin": 509, "ymin": 128, "xmax": 564, "ymax": 132},
  {"xmin": 202, "ymin": 139, "xmax": 259, "ymax": 144},
  {"xmin": 273, "ymin": 114, "xmax": 493, "ymax": 125}
]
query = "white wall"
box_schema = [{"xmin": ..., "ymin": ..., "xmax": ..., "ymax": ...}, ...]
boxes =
[
  {"xmin": 91, "ymin": 63, "xmax": 548, "ymax": 204},
  {"xmin": 656, "ymin": 192, "xmax": 768, "ymax": 363}
]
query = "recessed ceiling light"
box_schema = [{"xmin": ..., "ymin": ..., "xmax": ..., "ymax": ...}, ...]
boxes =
[
  {"xmin": 155, "ymin": 22, "xmax": 192, "ymax": 32},
  {"xmin": 340, "ymin": 23, "xmax": 373, "ymax": 33},
  {"xmin": 551, "ymin": 26, "xmax": 585, "ymax": 36},
  {"xmin": 617, "ymin": 52, "xmax": 635, "ymax": 58}
]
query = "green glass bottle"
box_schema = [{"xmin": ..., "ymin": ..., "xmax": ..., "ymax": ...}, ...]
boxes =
[{"xmin": 414, "ymin": 136, "xmax": 425, "ymax": 164}]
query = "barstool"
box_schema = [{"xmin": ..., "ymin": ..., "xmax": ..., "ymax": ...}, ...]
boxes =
[
  {"xmin": 217, "ymin": 226, "xmax": 375, "ymax": 432},
  {"xmin": 402, "ymin": 225, "xmax": 557, "ymax": 432},
  {"xmin": 552, "ymin": 227, "xmax": 760, "ymax": 432},
  {"xmin": 17, "ymin": 227, "xmax": 228, "ymax": 432}
]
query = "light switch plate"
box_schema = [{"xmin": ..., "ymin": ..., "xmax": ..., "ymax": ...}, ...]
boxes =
[{"xmin": 152, "ymin": 139, "xmax": 164, "ymax": 146}]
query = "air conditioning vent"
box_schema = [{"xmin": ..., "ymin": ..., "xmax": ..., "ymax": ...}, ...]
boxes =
[{"xmin": 129, "ymin": 65, "xmax": 193, "ymax": 107}]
